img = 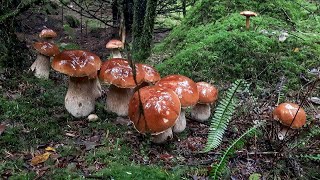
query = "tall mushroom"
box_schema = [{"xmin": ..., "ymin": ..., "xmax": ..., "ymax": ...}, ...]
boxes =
[
  {"xmin": 128, "ymin": 86, "xmax": 181, "ymax": 143},
  {"xmin": 156, "ymin": 75, "xmax": 199, "ymax": 133},
  {"xmin": 240, "ymin": 11, "xmax": 257, "ymax": 30},
  {"xmin": 273, "ymin": 102, "xmax": 306, "ymax": 140},
  {"xmin": 106, "ymin": 39, "xmax": 124, "ymax": 58},
  {"xmin": 52, "ymin": 50, "xmax": 102, "ymax": 118},
  {"xmin": 99, "ymin": 58, "xmax": 144, "ymax": 116},
  {"xmin": 191, "ymin": 82, "xmax": 218, "ymax": 122},
  {"xmin": 31, "ymin": 42, "xmax": 59, "ymax": 79},
  {"xmin": 39, "ymin": 28, "xmax": 57, "ymax": 43}
]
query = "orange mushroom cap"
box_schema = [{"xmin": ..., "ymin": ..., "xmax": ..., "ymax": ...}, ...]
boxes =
[
  {"xmin": 197, "ymin": 82, "xmax": 218, "ymax": 104},
  {"xmin": 128, "ymin": 86, "xmax": 181, "ymax": 134},
  {"xmin": 156, "ymin": 75, "xmax": 199, "ymax": 107},
  {"xmin": 136, "ymin": 63, "xmax": 161, "ymax": 84},
  {"xmin": 99, "ymin": 58, "xmax": 144, "ymax": 88},
  {"xmin": 52, "ymin": 50, "xmax": 101, "ymax": 77},
  {"xmin": 106, "ymin": 39, "xmax": 124, "ymax": 49},
  {"xmin": 240, "ymin": 11, "xmax": 257, "ymax": 17},
  {"xmin": 39, "ymin": 28, "xmax": 57, "ymax": 39},
  {"xmin": 273, "ymin": 102, "xmax": 306, "ymax": 129},
  {"xmin": 33, "ymin": 42, "xmax": 59, "ymax": 57}
]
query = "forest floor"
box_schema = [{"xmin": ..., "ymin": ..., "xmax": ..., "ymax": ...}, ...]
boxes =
[{"xmin": 1, "ymin": 2, "xmax": 320, "ymax": 180}]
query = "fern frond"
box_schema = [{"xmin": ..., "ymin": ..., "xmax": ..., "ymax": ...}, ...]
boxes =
[
  {"xmin": 203, "ymin": 79, "xmax": 246, "ymax": 152},
  {"xmin": 297, "ymin": 154, "xmax": 320, "ymax": 162},
  {"xmin": 211, "ymin": 122, "xmax": 265, "ymax": 179}
]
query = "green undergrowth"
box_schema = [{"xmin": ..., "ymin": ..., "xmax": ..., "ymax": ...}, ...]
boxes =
[{"xmin": 154, "ymin": 0, "xmax": 320, "ymax": 89}]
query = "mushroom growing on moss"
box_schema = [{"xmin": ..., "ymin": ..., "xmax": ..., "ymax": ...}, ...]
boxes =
[
  {"xmin": 240, "ymin": 11, "xmax": 257, "ymax": 30},
  {"xmin": 52, "ymin": 50, "xmax": 102, "ymax": 118},
  {"xmin": 128, "ymin": 86, "xmax": 181, "ymax": 143},
  {"xmin": 273, "ymin": 102, "xmax": 306, "ymax": 140},
  {"xmin": 31, "ymin": 42, "xmax": 59, "ymax": 79},
  {"xmin": 156, "ymin": 74, "xmax": 199, "ymax": 133},
  {"xmin": 190, "ymin": 82, "xmax": 218, "ymax": 122},
  {"xmin": 106, "ymin": 39, "xmax": 124, "ymax": 58}
]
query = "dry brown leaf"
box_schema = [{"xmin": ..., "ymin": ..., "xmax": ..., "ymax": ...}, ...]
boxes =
[
  {"xmin": 293, "ymin": 48, "xmax": 299, "ymax": 52},
  {"xmin": 45, "ymin": 146, "xmax": 56, "ymax": 152},
  {"xmin": 0, "ymin": 124, "xmax": 6, "ymax": 136},
  {"xmin": 31, "ymin": 152, "xmax": 51, "ymax": 166}
]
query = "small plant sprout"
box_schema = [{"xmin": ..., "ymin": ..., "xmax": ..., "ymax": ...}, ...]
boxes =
[
  {"xmin": 156, "ymin": 74, "xmax": 199, "ymax": 133},
  {"xmin": 191, "ymin": 82, "xmax": 218, "ymax": 122},
  {"xmin": 273, "ymin": 102, "xmax": 306, "ymax": 140},
  {"xmin": 106, "ymin": 39, "xmax": 124, "ymax": 58},
  {"xmin": 128, "ymin": 86, "xmax": 181, "ymax": 143},
  {"xmin": 240, "ymin": 11, "xmax": 257, "ymax": 30},
  {"xmin": 31, "ymin": 42, "xmax": 59, "ymax": 79},
  {"xmin": 52, "ymin": 50, "xmax": 102, "ymax": 118}
]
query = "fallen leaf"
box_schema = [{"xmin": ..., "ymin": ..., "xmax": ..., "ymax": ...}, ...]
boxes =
[
  {"xmin": 293, "ymin": 47, "xmax": 299, "ymax": 52},
  {"xmin": 65, "ymin": 132, "xmax": 76, "ymax": 137},
  {"xmin": 0, "ymin": 124, "xmax": 6, "ymax": 136},
  {"xmin": 309, "ymin": 97, "xmax": 320, "ymax": 105},
  {"xmin": 45, "ymin": 146, "xmax": 56, "ymax": 152},
  {"xmin": 31, "ymin": 152, "xmax": 51, "ymax": 166}
]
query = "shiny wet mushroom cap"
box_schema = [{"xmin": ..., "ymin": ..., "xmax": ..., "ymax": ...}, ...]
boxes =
[
  {"xmin": 39, "ymin": 28, "xmax": 57, "ymax": 39},
  {"xmin": 273, "ymin": 102, "xmax": 306, "ymax": 129},
  {"xmin": 33, "ymin": 42, "xmax": 59, "ymax": 57}
]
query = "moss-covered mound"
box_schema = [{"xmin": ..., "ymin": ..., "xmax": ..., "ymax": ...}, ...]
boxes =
[{"xmin": 154, "ymin": 0, "xmax": 320, "ymax": 87}]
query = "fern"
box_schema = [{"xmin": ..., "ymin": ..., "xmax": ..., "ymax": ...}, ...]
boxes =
[
  {"xmin": 203, "ymin": 79, "xmax": 246, "ymax": 152},
  {"xmin": 211, "ymin": 122, "xmax": 265, "ymax": 179},
  {"xmin": 297, "ymin": 154, "xmax": 320, "ymax": 162}
]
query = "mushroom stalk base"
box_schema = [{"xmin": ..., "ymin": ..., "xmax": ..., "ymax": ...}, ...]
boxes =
[
  {"xmin": 105, "ymin": 85, "xmax": 133, "ymax": 116},
  {"xmin": 246, "ymin": 17, "xmax": 250, "ymax": 30},
  {"xmin": 65, "ymin": 77, "xmax": 101, "ymax": 118},
  {"xmin": 152, "ymin": 128, "xmax": 173, "ymax": 144},
  {"xmin": 30, "ymin": 54, "xmax": 50, "ymax": 79},
  {"xmin": 112, "ymin": 50, "xmax": 122, "ymax": 58},
  {"xmin": 278, "ymin": 126, "xmax": 290, "ymax": 140},
  {"xmin": 173, "ymin": 109, "xmax": 186, "ymax": 133},
  {"xmin": 190, "ymin": 104, "xmax": 211, "ymax": 122}
]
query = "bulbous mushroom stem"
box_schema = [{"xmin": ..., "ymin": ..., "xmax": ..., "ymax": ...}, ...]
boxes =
[
  {"xmin": 246, "ymin": 16, "xmax": 250, "ymax": 30},
  {"xmin": 30, "ymin": 54, "xmax": 50, "ymax": 79},
  {"xmin": 93, "ymin": 78, "xmax": 102, "ymax": 99},
  {"xmin": 277, "ymin": 126, "xmax": 290, "ymax": 140},
  {"xmin": 65, "ymin": 77, "xmax": 99, "ymax": 118},
  {"xmin": 173, "ymin": 108, "xmax": 186, "ymax": 133},
  {"xmin": 105, "ymin": 84, "xmax": 134, "ymax": 116},
  {"xmin": 190, "ymin": 103, "xmax": 211, "ymax": 122},
  {"xmin": 112, "ymin": 49, "xmax": 122, "ymax": 58},
  {"xmin": 152, "ymin": 128, "xmax": 173, "ymax": 144}
]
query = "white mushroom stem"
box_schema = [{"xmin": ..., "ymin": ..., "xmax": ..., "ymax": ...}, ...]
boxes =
[
  {"xmin": 190, "ymin": 103, "xmax": 211, "ymax": 122},
  {"xmin": 112, "ymin": 49, "xmax": 122, "ymax": 58},
  {"xmin": 30, "ymin": 54, "xmax": 50, "ymax": 79},
  {"xmin": 277, "ymin": 126, "xmax": 290, "ymax": 140},
  {"xmin": 173, "ymin": 108, "xmax": 186, "ymax": 133},
  {"xmin": 152, "ymin": 128, "xmax": 173, "ymax": 144},
  {"xmin": 105, "ymin": 85, "xmax": 134, "ymax": 116},
  {"xmin": 65, "ymin": 77, "xmax": 101, "ymax": 118}
]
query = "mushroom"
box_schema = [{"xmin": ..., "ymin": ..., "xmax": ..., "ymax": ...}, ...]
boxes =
[
  {"xmin": 52, "ymin": 50, "xmax": 102, "ymax": 118},
  {"xmin": 135, "ymin": 63, "xmax": 161, "ymax": 89},
  {"xmin": 190, "ymin": 82, "xmax": 218, "ymax": 122},
  {"xmin": 128, "ymin": 86, "xmax": 181, "ymax": 143},
  {"xmin": 240, "ymin": 11, "xmax": 257, "ymax": 30},
  {"xmin": 273, "ymin": 102, "xmax": 306, "ymax": 140},
  {"xmin": 99, "ymin": 58, "xmax": 144, "ymax": 116},
  {"xmin": 39, "ymin": 28, "xmax": 57, "ymax": 43},
  {"xmin": 156, "ymin": 75, "xmax": 199, "ymax": 133},
  {"xmin": 106, "ymin": 39, "xmax": 124, "ymax": 58},
  {"xmin": 31, "ymin": 42, "xmax": 59, "ymax": 79}
]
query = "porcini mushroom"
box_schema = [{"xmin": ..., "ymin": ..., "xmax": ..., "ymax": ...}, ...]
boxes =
[
  {"xmin": 52, "ymin": 50, "xmax": 102, "ymax": 118},
  {"xmin": 31, "ymin": 42, "xmax": 59, "ymax": 79},
  {"xmin": 106, "ymin": 39, "xmax": 124, "ymax": 58},
  {"xmin": 191, "ymin": 82, "xmax": 218, "ymax": 122},
  {"xmin": 135, "ymin": 63, "xmax": 161, "ymax": 89},
  {"xmin": 273, "ymin": 102, "xmax": 306, "ymax": 140},
  {"xmin": 156, "ymin": 75, "xmax": 199, "ymax": 133},
  {"xmin": 240, "ymin": 11, "xmax": 257, "ymax": 30},
  {"xmin": 128, "ymin": 86, "xmax": 181, "ymax": 143},
  {"xmin": 99, "ymin": 58, "xmax": 144, "ymax": 116},
  {"xmin": 39, "ymin": 28, "xmax": 57, "ymax": 43}
]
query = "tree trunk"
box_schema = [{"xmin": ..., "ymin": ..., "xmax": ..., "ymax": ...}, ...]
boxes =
[{"xmin": 132, "ymin": 0, "xmax": 147, "ymax": 58}]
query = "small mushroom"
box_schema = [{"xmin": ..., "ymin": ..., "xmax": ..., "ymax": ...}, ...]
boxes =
[
  {"xmin": 106, "ymin": 39, "xmax": 124, "ymax": 58},
  {"xmin": 156, "ymin": 75, "xmax": 199, "ymax": 133},
  {"xmin": 39, "ymin": 28, "xmax": 57, "ymax": 43},
  {"xmin": 191, "ymin": 82, "xmax": 218, "ymax": 122},
  {"xmin": 240, "ymin": 11, "xmax": 257, "ymax": 30},
  {"xmin": 31, "ymin": 42, "xmax": 59, "ymax": 79},
  {"xmin": 135, "ymin": 63, "xmax": 161, "ymax": 89},
  {"xmin": 52, "ymin": 50, "xmax": 102, "ymax": 118},
  {"xmin": 273, "ymin": 102, "xmax": 306, "ymax": 140},
  {"xmin": 128, "ymin": 86, "xmax": 181, "ymax": 143}
]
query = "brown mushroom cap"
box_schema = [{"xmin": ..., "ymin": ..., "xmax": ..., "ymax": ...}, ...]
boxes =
[
  {"xmin": 99, "ymin": 58, "xmax": 144, "ymax": 88},
  {"xmin": 33, "ymin": 42, "xmax": 60, "ymax": 57},
  {"xmin": 106, "ymin": 39, "xmax": 124, "ymax": 49},
  {"xmin": 136, "ymin": 63, "xmax": 161, "ymax": 84},
  {"xmin": 240, "ymin": 11, "xmax": 257, "ymax": 17},
  {"xmin": 273, "ymin": 102, "xmax": 306, "ymax": 129},
  {"xmin": 39, "ymin": 28, "xmax": 57, "ymax": 39},
  {"xmin": 156, "ymin": 75, "xmax": 199, "ymax": 107},
  {"xmin": 197, "ymin": 82, "xmax": 218, "ymax": 104},
  {"xmin": 52, "ymin": 50, "xmax": 101, "ymax": 77},
  {"xmin": 128, "ymin": 86, "xmax": 181, "ymax": 134}
]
